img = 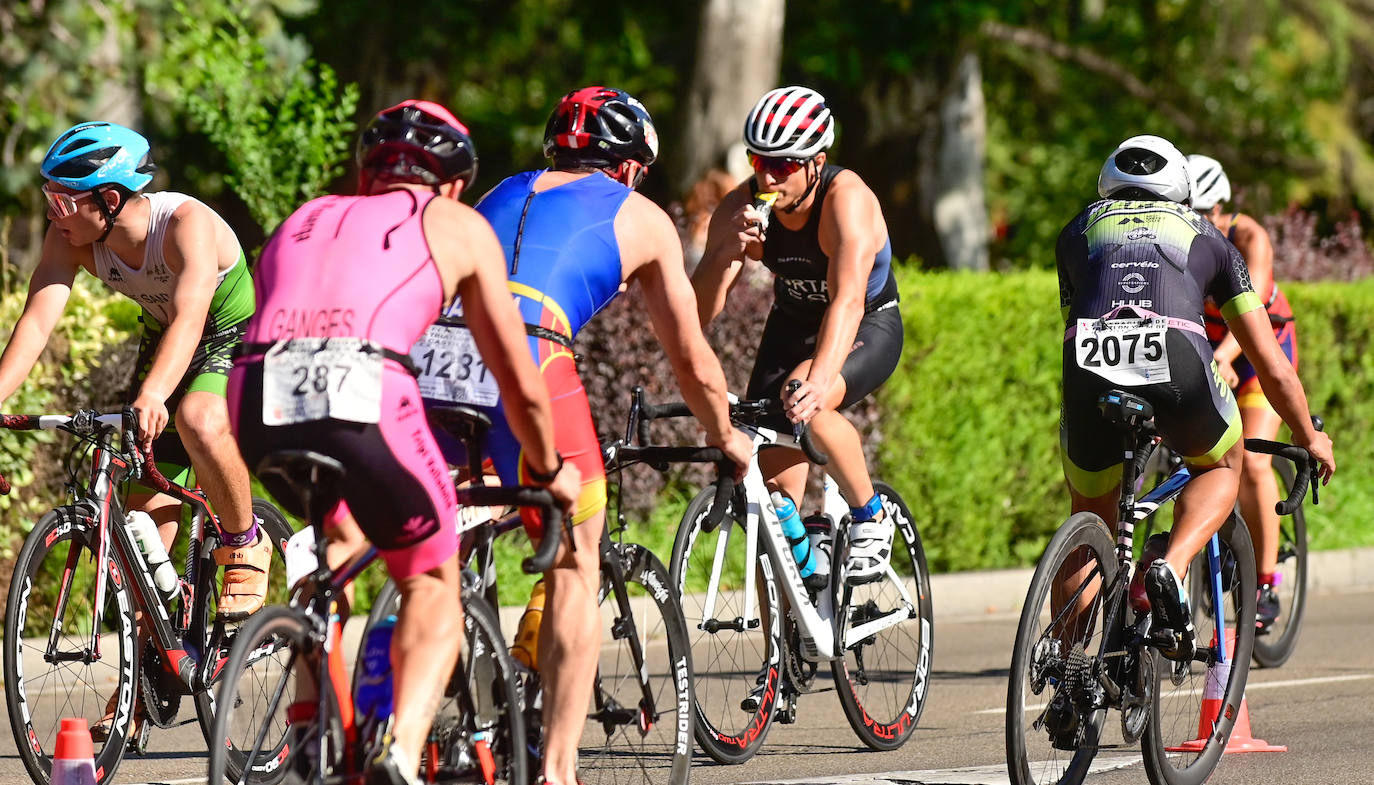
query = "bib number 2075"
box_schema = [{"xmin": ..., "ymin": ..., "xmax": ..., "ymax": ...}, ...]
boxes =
[{"xmin": 1074, "ymin": 318, "xmax": 1171, "ymax": 385}]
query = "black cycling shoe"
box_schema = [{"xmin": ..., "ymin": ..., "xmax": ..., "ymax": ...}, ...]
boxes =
[
  {"xmin": 1257, "ymin": 584, "xmax": 1281, "ymax": 632},
  {"xmin": 1145, "ymin": 559, "xmax": 1196, "ymax": 661},
  {"xmin": 365, "ymin": 736, "xmax": 422, "ymax": 785}
]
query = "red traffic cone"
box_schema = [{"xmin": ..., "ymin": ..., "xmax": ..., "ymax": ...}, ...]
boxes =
[
  {"xmin": 52, "ymin": 717, "xmax": 98, "ymax": 785},
  {"xmin": 1167, "ymin": 627, "xmax": 1286, "ymax": 753}
]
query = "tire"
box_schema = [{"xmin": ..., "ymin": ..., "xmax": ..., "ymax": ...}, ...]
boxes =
[
  {"xmin": 4, "ymin": 504, "xmax": 139, "ymax": 785},
  {"xmin": 1141, "ymin": 514, "xmax": 1256, "ymax": 785},
  {"xmin": 1251, "ymin": 458, "xmax": 1307, "ymax": 668},
  {"xmin": 194, "ymin": 497, "xmax": 297, "ymax": 783},
  {"xmin": 581, "ymin": 542, "xmax": 693, "ymax": 785},
  {"xmin": 832, "ymin": 482, "xmax": 934, "ymax": 750},
  {"xmin": 669, "ymin": 486, "xmax": 781, "ymax": 764},
  {"xmin": 357, "ymin": 578, "xmax": 529, "ymax": 785},
  {"xmin": 1006, "ymin": 512, "xmax": 1119, "ymax": 785},
  {"xmin": 206, "ymin": 604, "xmax": 329, "ymax": 785}
]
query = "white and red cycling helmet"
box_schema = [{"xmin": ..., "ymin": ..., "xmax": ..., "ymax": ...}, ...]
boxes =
[{"xmin": 744, "ymin": 86, "xmax": 834, "ymax": 160}]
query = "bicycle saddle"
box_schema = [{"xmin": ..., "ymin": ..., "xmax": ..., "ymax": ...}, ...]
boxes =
[{"xmin": 1096, "ymin": 390, "xmax": 1154, "ymax": 430}]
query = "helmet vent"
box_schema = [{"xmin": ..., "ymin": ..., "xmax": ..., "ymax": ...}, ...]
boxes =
[{"xmin": 1115, "ymin": 149, "xmax": 1167, "ymax": 176}]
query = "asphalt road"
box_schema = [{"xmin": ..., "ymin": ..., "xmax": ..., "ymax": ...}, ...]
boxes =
[{"xmin": 2, "ymin": 586, "xmax": 1370, "ymax": 785}]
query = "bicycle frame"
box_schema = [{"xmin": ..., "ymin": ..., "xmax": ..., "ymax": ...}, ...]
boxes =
[
  {"xmin": 701, "ymin": 422, "xmax": 918, "ymax": 662},
  {"xmin": 4, "ymin": 410, "xmax": 242, "ymax": 694}
]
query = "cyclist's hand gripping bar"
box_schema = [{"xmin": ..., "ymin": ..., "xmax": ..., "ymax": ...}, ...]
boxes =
[
  {"xmin": 633, "ymin": 386, "xmax": 828, "ymax": 465},
  {"xmin": 1243, "ymin": 438, "xmax": 1317, "ymax": 515}
]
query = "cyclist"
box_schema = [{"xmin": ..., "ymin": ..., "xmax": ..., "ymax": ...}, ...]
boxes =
[
  {"xmin": 692, "ymin": 85, "xmax": 902, "ymax": 585},
  {"xmin": 0, "ymin": 121, "xmax": 268, "ymax": 735},
  {"xmin": 1057, "ymin": 135, "xmax": 1334, "ymax": 666},
  {"xmin": 1188, "ymin": 152, "xmax": 1297, "ymax": 630},
  {"xmin": 229, "ymin": 100, "xmax": 579, "ymax": 785},
  {"xmin": 419, "ymin": 85, "xmax": 750, "ymax": 785}
]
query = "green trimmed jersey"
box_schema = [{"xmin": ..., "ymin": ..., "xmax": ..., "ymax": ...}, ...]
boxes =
[{"xmin": 1056, "ymin": 199, "xmax": 1261, "ymax": 326}]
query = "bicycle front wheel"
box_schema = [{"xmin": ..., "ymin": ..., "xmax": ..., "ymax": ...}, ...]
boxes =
[
  {"xmin": 1006, "ymin": 512, "xmax": 1119, "ymax": 785},
  {"xmin": 4, "ymin": 504, "xmax": 138, "ymax": 785},
  {"xmin": 669, "ymin": 486, "xmax": 781, "ymax": 764},
  {"xmin": 1141, "ymin": 513, "xmax": 1257, "ymax": 785},
  {"xmin": 581, "ymin": 542, "xmax": 693, "ymax": 785},
  {"xmin": 1251, "ymin": 457, "xmax": 1307, "ymax": 668},
  {"xmin": 206, "ymin": 604, "xmax": 328, "ymax": 785},
  {"xmin": 832, "ymin": 482, "xmax": 934, "ymax": 751}
]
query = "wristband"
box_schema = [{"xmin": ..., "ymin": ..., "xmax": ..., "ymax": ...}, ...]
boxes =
[{"xmin": 523, "ymin": 451, "xmax": 564, "ymax": 484}]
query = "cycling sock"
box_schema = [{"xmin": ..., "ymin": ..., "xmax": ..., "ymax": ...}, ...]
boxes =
[
  {"xmin": 1258, "ymin": 571, "xmax": 1277, "ymax": 587},
  {"xmin": 221, "ymin": 517, "xmax": 262, "ymax": 548},
  {"xmin": 850, "ymin": 493, "xmax": 882, "ymax": 522}
]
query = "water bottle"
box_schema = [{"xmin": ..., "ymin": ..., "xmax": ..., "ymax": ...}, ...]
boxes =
[
  {"xmin": 355, "ymin": 614, "xmax": 396, "ymax": 723},
  {"xmin": 770, "ymin": 491, "xmax": 816, "ymax": 579},
  {"xmin": 511, "ymin": 579, "xmax": 546, "ymax": 670},
  {"xmin": 126, "ymin": 510, "xmax": 179, "ymax": 602},
  {"xmin": 802, "ymin": 513, "xmax": 833, "ymax": 591}
]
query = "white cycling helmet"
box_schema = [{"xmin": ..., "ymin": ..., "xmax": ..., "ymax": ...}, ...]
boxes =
[
  {"xmin": 744, "ymin": 86, "xmax": 835, "ymax": 160},
  {"xmin": 1097, "ymin": 134, "xmax": 1194, "ymax": 204},
  {"xmin": 1187, "ymin": 154, "xmax": 1232, "ymax": 210}
]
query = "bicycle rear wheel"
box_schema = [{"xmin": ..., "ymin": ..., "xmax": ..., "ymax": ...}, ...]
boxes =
[
  {"xmin": 1006, "ymin": 512, "xmax": 1118, "ymax": 785},
  {"xmin": 1251, "ymin": 458, "xmax": 1307, "ymax": 668},
  {"xmin": 1141, "ymin": 514, "xmax": 1256, "ymax": 785},
  {"xmin": 360, "ymin": 577, "xmax": 529, "ymax": 785},
  {"xmin": 206, "ymin": 604, "xmax": 335, "ymax": 785},
  {"xmin": 581, "ymin": 542, "xmax": 693, "ymax": 785},
  {"xmin": 4, "ymin": 504, "xmax": 139, "ymax": 785},
  {"xmin": 832, "ymin": 482, "xmax": 934, "ymax": 750},
  {"xmin": 669, "ymin": 486, "xmax": 781, "ymax": 764}
]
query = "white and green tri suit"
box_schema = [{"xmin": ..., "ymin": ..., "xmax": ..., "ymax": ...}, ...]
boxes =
[
  {"xmin": 93, "ymin": 191, "xmax": 255, "ymax": 485},
  {"xmin": 1057, "ymin": 199, "xmax": 1263, "ymax": 497}
]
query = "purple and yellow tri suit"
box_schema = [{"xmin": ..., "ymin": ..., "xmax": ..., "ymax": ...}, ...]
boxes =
[
  {"xmin": 433, "ymin": 170, "xmax": 629, "ymax": 531},
  {"xmin": 1201, "ymin": 214, "xmax": 1298, "ymax": 411},
  {"xmin": 230, "ymin": 189, "xmax": 458, "ymax": 579}
]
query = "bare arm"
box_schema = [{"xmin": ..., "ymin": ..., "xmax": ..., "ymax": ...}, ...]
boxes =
[
  {"xmin": 1214, "ymin": 214, "xmax": 1275, "ymax": 371},
  {"xmin": 0, "ymin": 226, "xmax": 80, "ymax": 404},
  {"xmin": 690, "ymin": 184, "xmax": 762, "ymax": 327},
  {"xmin": 142, "ymin": 206, "xmax": 221, "ymax": 400},
  {"xmin": 1227, "ymin": 307, "xmax": 1334, "ymax": 481}
]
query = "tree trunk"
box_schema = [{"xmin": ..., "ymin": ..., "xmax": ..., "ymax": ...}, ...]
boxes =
[
  {"xmin": 676, "ymin": 0, "xmax": 786, "ymax": 193},
  {"xmin": 931, "ymin": 52, "xmax": 988, "ymax": 271},
  {"xmin": 89, "ymin": 0, "xmax": 140, "ymax": 129}
]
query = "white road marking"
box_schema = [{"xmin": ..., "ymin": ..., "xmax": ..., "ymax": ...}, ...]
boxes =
[
  {"xmin": 976, "ymin": 672, "xmax": 1373, "ymax": 715},
  {"xmin": 742, "ymin": 756, "xmax": 1141, "ymax": 785}
]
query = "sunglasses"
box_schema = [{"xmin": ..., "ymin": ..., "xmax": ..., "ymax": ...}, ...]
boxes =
[
  {"xmin": 748, "ymin": 153, "xmax": 808, "ymax": 179},
  {"xmin": 42, "ymin": 183, "xmax": 97, "ymax": 219}
]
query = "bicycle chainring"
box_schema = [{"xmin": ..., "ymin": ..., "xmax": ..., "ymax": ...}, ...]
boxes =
[
  {"xmin": 783, "ymin": 612, "xmax": 818, "ymax": 692},
  {"xmin": 1119, "ymin": 646, "xmax": 1154, "ymax": 744},
  {"xmin": 139, "ymin": 641, "xmax": 184, "ymax": 729}
]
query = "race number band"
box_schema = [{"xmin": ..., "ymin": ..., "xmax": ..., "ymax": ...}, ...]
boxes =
[
  {"xmin": 261, "ymin": 337, "xmax": 387, "ymax": 425},
  {"xmin": 411, "ymin": 323, "xmax": 500, "ymax": 406}
]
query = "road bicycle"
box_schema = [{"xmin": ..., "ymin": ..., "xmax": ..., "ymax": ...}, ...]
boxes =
[
  {"xmin": 0, "ymin": 407, "xmax": 293, "ymax": 785},
  {"xmin": 628, "ymin": 386, "xmax": 933, "ymax": 763},
  {"xmin": 359, "ymin": 403, "xmax": 702, "ymax": 785},
  {"xmin": 1140, "ymin": 417, "xmax": 1319, "ymax": 668},
  {"xmin": 206, "ymin": 431, "xmax": 559, "ymax": 785},
  {"xmin": 1005, "ymin": 389, "xmax": 1318, "ymax": 785}
]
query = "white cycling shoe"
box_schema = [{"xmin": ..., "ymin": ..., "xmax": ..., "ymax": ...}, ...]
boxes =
[{"xmin": 845, "ymin": 511, "xmax": 894, "ymax": 584}]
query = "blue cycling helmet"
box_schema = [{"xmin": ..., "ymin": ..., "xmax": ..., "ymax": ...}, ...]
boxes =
[{"xmin": 41, "ymin": 122, "xmax": 156, "ymax": 193}]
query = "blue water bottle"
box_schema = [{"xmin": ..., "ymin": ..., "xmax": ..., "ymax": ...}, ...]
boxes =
[
  {"xmin": 355, "ymin": 614, "xmax": 397, "ymax": 723},
  {"xmin": 770, "ymin": 491, "xmax": 816, "ymax": 579}
]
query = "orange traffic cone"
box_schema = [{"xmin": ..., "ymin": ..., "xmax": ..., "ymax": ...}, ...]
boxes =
[
  {"xmin": 1167, "ymin": 627, "xmax": 1286, "ymax": 753},
  {"xmin": 52, "ymin": 717, "xmax": 98, "ymax": 785}
]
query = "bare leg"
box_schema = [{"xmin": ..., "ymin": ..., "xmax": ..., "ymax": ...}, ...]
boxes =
[
  {"xmin": 390, "ymin": 555, "xmax": 464, "ymax": 767},
  {"xmin": 176, "ymin": 390, "xmax": 254, "ymax": 534},
  {"xmin": 1167, "ymin": 438, "xmax": 1245, "ymax": 577},
  {"xmin": 539, "ymin": 508, "xmax": 604, "ymax": 785}
]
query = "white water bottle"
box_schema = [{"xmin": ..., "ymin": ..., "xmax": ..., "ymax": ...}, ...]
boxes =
[{"xmin": 127, "ymin": 510, "xmax": 179, "ymax": 602}]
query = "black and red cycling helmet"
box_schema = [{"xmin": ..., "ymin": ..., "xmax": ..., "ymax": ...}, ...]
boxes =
[
  {"xmin": 542, "ymin": 87, "xmax": 659, "ymax": 180},
  {"xmin": 357, "ymin": 99, "xmax": 477, "ymax": 189}
]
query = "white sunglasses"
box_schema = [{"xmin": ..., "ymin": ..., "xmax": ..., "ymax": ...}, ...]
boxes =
[{"xmin": 42, "ymin": 183, "xmax": 98, "ymax": 218}]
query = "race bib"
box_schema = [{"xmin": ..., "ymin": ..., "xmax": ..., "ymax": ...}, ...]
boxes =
[
  {"xmin": 262, "ymin": 338, "xmax": 384, "ymax": 425},
  {"xmin": 410, "ymin": 324, "xmax": 499, "ymax": 406},
  {"xmin": 1074, "ymin": 317, "xmax": 1171, "ymax": 385}
]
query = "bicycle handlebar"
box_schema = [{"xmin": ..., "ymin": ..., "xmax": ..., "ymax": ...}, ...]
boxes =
[
  {"xmin": 608, "ymin": 443, "xmax": 735, "ymax": 532},
  {"xmin": 455, "ymin": 485, "xmax": 565, "ymax": 574},
  {"xmin": 1243, "ymin": 438, "xmax": 1317, "ymax": 515},
  {"xmin": 0, "ymin": 410, "xmax": 132, "ymax": 495},
  {"xmin": 630, "ymin": 385, "xmax": 828, "ymax": 466}
]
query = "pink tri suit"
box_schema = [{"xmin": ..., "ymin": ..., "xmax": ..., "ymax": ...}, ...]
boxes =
[{"xmin": 229, "ymin": 189, "xmax": 458, "ymax": 578}]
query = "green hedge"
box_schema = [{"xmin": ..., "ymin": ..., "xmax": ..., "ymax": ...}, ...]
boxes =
[{"xmin": 877, "ymin": 270, "xmax": 1374, "ymax": 572}]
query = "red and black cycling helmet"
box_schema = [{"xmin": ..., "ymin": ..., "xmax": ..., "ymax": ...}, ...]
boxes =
[
  {"xmin": 357, "ymin": 99, "xmax": 477, "ymax": 189},
  {"xmin": 542, "ymin": 87, "xmax": 659, "ymax": 187}
]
